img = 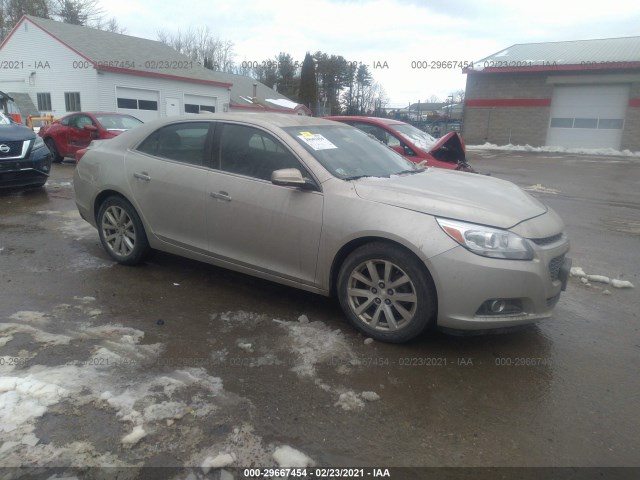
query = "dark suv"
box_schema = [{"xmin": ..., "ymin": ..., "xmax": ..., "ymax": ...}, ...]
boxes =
[{"xmin": 0, "ymin": 113, "xmax": 52, "ymax": 189}]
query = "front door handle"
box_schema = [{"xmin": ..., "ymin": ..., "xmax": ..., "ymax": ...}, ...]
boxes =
[
  {"xmin": 210, "ymin": 191, "xmax": 232, "ymax": 202},
  {"xmin": 134, "ymin": 172, "xmax": 151, "ymax": 182}
]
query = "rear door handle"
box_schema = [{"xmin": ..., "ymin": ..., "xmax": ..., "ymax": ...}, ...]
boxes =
[
  {"xmin": 210, "ymin": 191, "xmax": 232, "ymax": 202},
  {"xmin": 134, "ymin": 172, "xmax": 151, "ymax": 182}
]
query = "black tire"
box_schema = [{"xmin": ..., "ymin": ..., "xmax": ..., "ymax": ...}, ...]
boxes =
[
  {"xmin": 44, "ymin": 138, "xmax": 64, "ymax": 163},
  {"xmin": 337, "ymin": 242, "xmax": 436, "ymax": 343},
  {"xmin": 97, "ymin": 196, "xmax": 149, "ymax": 265}
]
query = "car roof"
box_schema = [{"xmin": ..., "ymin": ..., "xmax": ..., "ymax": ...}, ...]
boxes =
[
  {"xmin": 324, "ymin": 116, "xmax": 407, "ymax": 126},
  {"xmin": 143, "ymin": 112, "xmax": 339, "ymax": 130}
]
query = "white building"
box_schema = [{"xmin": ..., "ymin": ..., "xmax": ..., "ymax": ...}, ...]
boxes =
[{"xmin": 0, "ymin": 15, "xmax": 310, "ymax": 122}]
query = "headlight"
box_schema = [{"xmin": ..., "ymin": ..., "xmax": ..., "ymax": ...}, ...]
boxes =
[
  {"xmin": 33, "ymin": 136, "xmax": 46, "ymax": 150},
  {"xmin": 436, "ymin": 218, "xmax": 534, "ymax": 260}
]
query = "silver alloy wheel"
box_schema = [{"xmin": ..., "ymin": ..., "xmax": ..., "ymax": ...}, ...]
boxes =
[
  {"xmin": 101, "ymin": 205, "xmax": 136, "ymax": 258},
  {"xmin": 346, "ymin": 259, "xmax": 418, "ymax": 331}
]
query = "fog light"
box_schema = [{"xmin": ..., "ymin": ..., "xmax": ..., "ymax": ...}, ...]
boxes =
[
  {"xmin": 477, "ymin": 299, "xmax": 523, "ymax": 316},
  {"xmin": 489, "ymin": 300, "xmax": 506, "ymax": 313}
]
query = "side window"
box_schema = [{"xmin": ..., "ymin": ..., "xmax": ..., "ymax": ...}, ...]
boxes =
[
  {"xmin": 137, "ymin": 122, "xmax": 210, "ymax": 166},
  {"xmin": 219, "ymin": 124, "xmax": 305, "ymax": 181},
  {"xmin": 61, "ymin": 116, "xmax": 74, "ymax": 126},
  {"xmin": 352, "ymin": 122, "xmax": 400, "ymax": 147},
  {"xmin": 74, "ymin": 115, "xmax": 93, "ymax": 129}
]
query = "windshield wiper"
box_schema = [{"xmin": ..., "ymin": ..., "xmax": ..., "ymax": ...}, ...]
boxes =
[
  {"xmin": 395, "ymin": 168, "xmax": 424, "ymax": 175},
  {"xmin": 342, "ymin": 174, "xmax": 374, "ymax": 181}
]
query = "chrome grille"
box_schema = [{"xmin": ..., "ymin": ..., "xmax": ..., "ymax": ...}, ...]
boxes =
[{"xmin": 0, "ymin": 141, "xmax": 24, "ymax": 158}]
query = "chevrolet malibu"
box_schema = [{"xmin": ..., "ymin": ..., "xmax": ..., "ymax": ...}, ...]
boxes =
[{"xmin": 74, "ymin": 113, "xmax": 571, "ymax": 343}]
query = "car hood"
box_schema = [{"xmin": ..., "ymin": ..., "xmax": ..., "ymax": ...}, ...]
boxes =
[
  {"xmin": 353, "ymin": 169, "xmax": 547, "ymax": 229},
  {"xmin": 0, "ymin": 123, "xmax": 36, "ymax": 141}
]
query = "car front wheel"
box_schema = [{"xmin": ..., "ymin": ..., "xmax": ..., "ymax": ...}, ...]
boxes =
[
  {"xmin": 44, "ymin": 139, "xmax": 63, "ymax": 163},
  {"xmin": 337, "ymin": 242, "xmax": 436, "ymax": 343},
  {"xmin": 97, "ymin": 196, "xmax": 149, "ymax": 265}
]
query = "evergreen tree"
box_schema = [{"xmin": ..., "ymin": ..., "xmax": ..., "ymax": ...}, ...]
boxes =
[{"xmin": 298, "ymin": 52, "xmax": 317, "ymax": 111}]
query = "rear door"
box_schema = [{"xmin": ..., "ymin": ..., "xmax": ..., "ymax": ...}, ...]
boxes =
[
  {"xmin": 125, "ymin": 121, "xmax": 213, "ymax": 252},
  {"xmin": 206, "ymin": 122, "xmax": 324, "ymax": 285}
]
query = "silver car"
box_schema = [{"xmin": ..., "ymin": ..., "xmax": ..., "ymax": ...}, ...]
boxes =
[{"xmin": 74, "ymin": 113, "xmax": 571, "ymax": 343}]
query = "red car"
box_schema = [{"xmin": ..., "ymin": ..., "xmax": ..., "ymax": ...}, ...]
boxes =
[
  {"xmin": 325, "ymin": 116, "xmax": 474, "ymax": 172},
  {"xmin": 39, "ymin": 112, "xmax": 142, "ymax": 162}
]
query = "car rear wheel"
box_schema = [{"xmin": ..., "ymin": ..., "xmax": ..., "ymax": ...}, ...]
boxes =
[
  {"xmin": 97, "ymin": 196, "xmax": 149, "ymax": 265},
  {"xmin": 44, "ymin": 139, "xmax": 63, "ymax": 163},
  {"xmin": 337, "ymin": 242, "xmax": 436, "ymax": 343}
]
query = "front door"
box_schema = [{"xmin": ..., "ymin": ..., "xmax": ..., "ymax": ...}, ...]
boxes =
[{"xmin": 206, "ymin": 123, "xmax": 323, "ymax": 285}]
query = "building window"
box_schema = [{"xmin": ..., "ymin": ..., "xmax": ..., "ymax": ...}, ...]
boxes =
[
  {"xmin": 550, "ymin": 118, "xmax": 573, "ymax": 128},
  {"xmin": 37, "ymin": 93, "xmax": 52, "ymax": 111},
  {"xmin": 117, "ymin": 98, "xmax": 158, "ymax": 111},
  {"xmin": 185, "ymin": 104, "xmax": 215, "ymax": 113},
  {"xmin": 64, "ymin": 92, "xmax": 81, "ymax": 112},
  {"xmin": 138, "ymin": 100, "xmax": 158, "ymax": 111},
  {"xmin": 117, "ymin": 98, "xmax": 137, "ymax": 109},
  {"xmin": 598, "ymin": 119, "xmax": 624, "ymax": 129},
  {"xmin": 573, "ymin": 118, "xmax": 598, "ymax": 129}
]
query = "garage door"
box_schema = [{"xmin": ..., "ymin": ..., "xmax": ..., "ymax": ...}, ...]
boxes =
[
  {"xmin": 546, "ymin": 85, "xmax": 629, "ymax": 149},
  {"xmin": 116, "ymin": 87, "xmax": 160, "ymax": 122},
  {"xmin": 184, "ymin": 94, "xmax": 216, "ymax": 114}
]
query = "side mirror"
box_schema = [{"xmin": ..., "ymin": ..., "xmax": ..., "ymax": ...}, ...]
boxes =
[
  {"xmin": 83, "ymin": 124, "xmax": 98, "ymax": 132},
  {"xmin": 271, "ymin": 168, "xmax": 314, "ymax": 190}
]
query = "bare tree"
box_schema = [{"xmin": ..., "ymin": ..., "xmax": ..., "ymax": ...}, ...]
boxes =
[
  {"xmin": 93, "ymin": 15, "xmax": 126, "ymax": 34},
  {"xmin": 157, "ymin": 26, "xmax": 236, "ymax": 72},
  {"xmin": 50, "ymin": 0, "xmax": 103, "ymax": 25},
  {"xmin": 451, "ymin": 89, "xmax": 465, "ymax": 104}
]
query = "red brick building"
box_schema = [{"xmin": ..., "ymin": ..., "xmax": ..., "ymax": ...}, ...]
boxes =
[{"xmin": 462, "ymin": 37, "xmax": 640, "ymax": 151}]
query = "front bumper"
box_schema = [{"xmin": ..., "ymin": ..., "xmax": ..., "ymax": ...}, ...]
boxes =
[
  {"xmin": 0, "ymin": 146, "xmax": 52, "ymax": 188},
  {"xmin": 429, "ymin": 240, "xmax": 571, "ymax": 331}
]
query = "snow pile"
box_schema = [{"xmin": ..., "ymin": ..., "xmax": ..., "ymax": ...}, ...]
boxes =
[
  {"xmin": 276, "ymin": 318, "xmax": 355, "ymax": 378},
  {"xmin": 334, "ymin": 390, "xmax": 381, "ymax": 411},
  {"xmin": 523, "ymin": 184, "xmax": 560, "ymax": 194},
  {"xmin": 272, "ymin": 445, "xmax": 315, "ymax": 468},
  {"xmin": 201, "ymin": 452, "xmax": 236, "ymax": 473},
  {"xmin": 570, "ymin": 266, "xmax": 634, "ymax": 289},
  {"xmin": 468, "ymin": 143, "xmax": 640, "ymax": 157},
  {"xmin": 265, "ymin": 98, "xmax": 299, "ymax": 110}
]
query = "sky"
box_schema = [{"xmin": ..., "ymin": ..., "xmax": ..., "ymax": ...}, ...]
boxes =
[{"xmin": 100, "ymin": 0, "xmax": 640, "ymax": 107}]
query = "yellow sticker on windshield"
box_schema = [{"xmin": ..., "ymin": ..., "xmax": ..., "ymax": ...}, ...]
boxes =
[{"xmin": 297, "ymin": 133, "xmax": 338, "ymax": 150}]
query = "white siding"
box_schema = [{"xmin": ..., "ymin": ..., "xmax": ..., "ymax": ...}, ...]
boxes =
[
  {"xmin": 1, "ymin": 18, "xmax": 231, "ymax": 121},
  {"xmin": 97, "ymin": 71, "xmax": 229, "ymax": 118},
  {"xmin": 0, "ymin": 19, "xmax": 99, "ymax": 116}
]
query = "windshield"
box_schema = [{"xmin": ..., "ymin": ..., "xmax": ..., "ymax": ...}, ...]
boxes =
[
  {"xmin": 390, "ymin": 123, "xmax": 437, "ymax": 152},
  {"xmin": 95, "ymin": 114, "xmax": 143, "ymax": 130},
  {"xmin": 283, "ymin": 125, "xmax": 419, "ymax": 179}
]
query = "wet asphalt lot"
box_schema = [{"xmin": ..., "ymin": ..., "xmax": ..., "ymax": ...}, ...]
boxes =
[{"xmin": 0, "ymin": 150, "xmax": 639, "ymax": 478}]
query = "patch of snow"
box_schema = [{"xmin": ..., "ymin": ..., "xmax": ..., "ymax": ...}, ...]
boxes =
[
  {"xmin": 277, "ymin": 318, "xmax": 356, "ymax": 378},
  {"xmin": 523, "ymin": 184, "xmax": 560, "ymax": 194},
  {"xmin": 611, "ymin": 279, "xmax": 634, "ymax": 289},
  {"xmin": 468, "ymin": 142, "xmax": 640, "ymax": 157},
  {"xmin": 9, "ymin": 311, "xmax": 50, "ymax": 325},
  {"xmin": 272, "ymin": 445, "xmax": 315, "ymax": 468},
  {"xmin": 570, "ymin": 267, "xmax": 586, "ymax": 278},
  {"xmin": 364, "ymin": 338, "xmax": 374, "ymax": 345},
  {"xmin": 121, "ymin": 425, "xmax": 146, "ymax": 445},
  {"xmin": 201, "ymin": 452, "xmax": 236, "ymax": 473},
  {"xmin": 587, "ymin": 275, "xmax": 610, "ymax": 284},
  {"xmin": 265, "ymin": 98, "xmax": 299, "ymax": 109},
  {"xmin": 237, "ymin": 342, "xmax": 253, "ymax": 352},
  {"xmin": 335, "ymin": 391, "xmax": 365, "ymax": 411},
  {"xmin": 603, "ymin": 290, "xmax": 612, "ymax": 296},
  {"xmin": 297, "ymin": 314, "xmax": 309, "ymax": 324},
  {"xmin": 361, "ymin": 391, "xmax": 380, "ymax": 402}
]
